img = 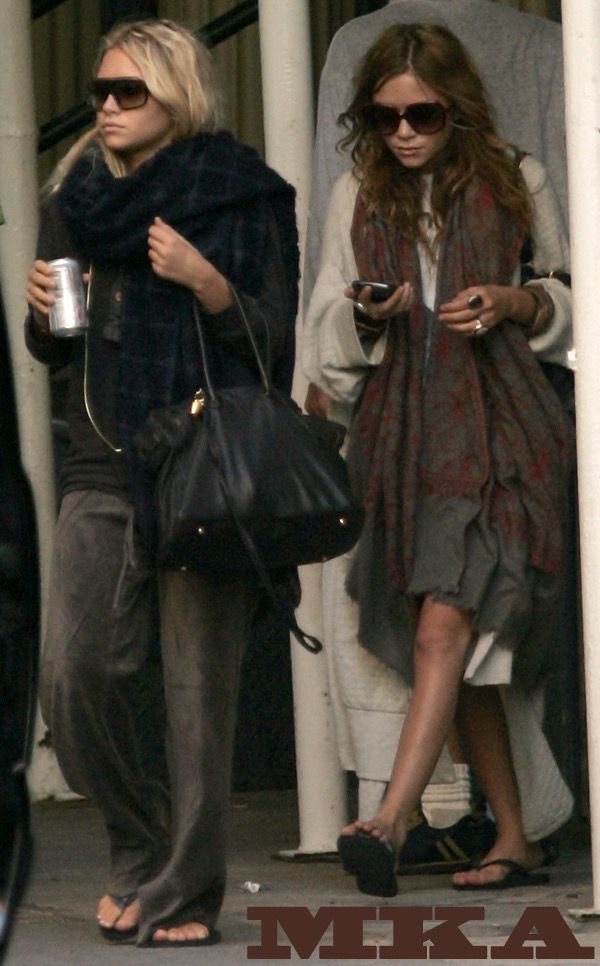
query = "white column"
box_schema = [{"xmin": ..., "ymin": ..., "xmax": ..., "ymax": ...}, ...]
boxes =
[
  {"xmin": 562, "ymin": 0, "xmax": 600, "ymax": 916},
  {"xmin": 258, "ymin": 0, "xmax": 347, "ymax": 852},
  {"xmin": 0, "ymin": 2, "xmax": 65, "ymax": 800}
]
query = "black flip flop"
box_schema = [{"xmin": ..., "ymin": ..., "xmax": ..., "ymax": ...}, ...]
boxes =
[
  {"xmin": 337, "ymin": 833, "xmax": 398, "ymax": 898},
  {"xmin": 453, "ymin": 857, "xmax": 551, "ymax": 891},
  {"xmin": 141, "ymin": 926, "xmax": 221, "ymax": 948},
  {"xmin": 98, "ymin": 892, "xmax": 138, "ymax": 944}
]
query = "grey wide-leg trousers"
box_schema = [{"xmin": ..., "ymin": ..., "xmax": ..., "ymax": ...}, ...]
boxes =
[{"xmin": 39, "ymin": 490, "xmax": 255, "ymax": 943}]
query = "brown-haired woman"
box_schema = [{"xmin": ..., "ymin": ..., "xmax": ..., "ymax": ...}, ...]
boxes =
[{"xmin": 304, "ymin": 22, "xmax": 573, "ymax": 896}]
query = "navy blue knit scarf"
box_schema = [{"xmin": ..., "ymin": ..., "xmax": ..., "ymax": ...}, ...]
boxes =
[{"xmin": 56, "ymin": 130, "xmax": 299, "ymax": 540}]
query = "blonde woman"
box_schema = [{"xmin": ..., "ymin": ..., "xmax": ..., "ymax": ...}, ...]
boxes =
[
  {"xmin": 305, "ymin": 23, "xmax": 572, "ymax": 897},
  {"xmin": 25, "ymin": 19, "xmax": 298, "ymax": 948}
]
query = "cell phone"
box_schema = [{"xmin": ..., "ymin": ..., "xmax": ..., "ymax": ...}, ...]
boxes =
[{"xmin": 351, "ymin": 279, "xmax": 396, "ymax": 303}]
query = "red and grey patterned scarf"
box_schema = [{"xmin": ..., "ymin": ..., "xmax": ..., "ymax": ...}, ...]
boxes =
[{"xmin": 347, "ymin": 177, "xmax": 572, "ymax": 600}]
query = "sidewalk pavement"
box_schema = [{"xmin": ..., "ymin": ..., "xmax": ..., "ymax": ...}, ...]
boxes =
[{"xmin": 5, "ymin": 790, "xmax": 600, "ymax": 965}]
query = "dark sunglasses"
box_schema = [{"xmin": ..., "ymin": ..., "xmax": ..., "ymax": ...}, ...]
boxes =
[
  {"xmin": 89, "ymin": 77, "xmax": 150, "ymax": 111},
  {"xmin": 362, "ymin": 101, "xmax": 449, "ymax": 136}
]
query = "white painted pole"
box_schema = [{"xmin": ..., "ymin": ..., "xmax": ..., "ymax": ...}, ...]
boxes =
[
  {"xmin": 562, "ymin": 0, "xmax": 600, "ymax": 916},
  {"xmin": 0, "ymin": 5, "xmax": 54, "ymax": 541},
  {"xmin": 0, "ymin": 2, "xmax": 65, "ymax": 801},
  {"xmin": 258, "ymin": 0, "xmax": 347, "ymax": 852}
]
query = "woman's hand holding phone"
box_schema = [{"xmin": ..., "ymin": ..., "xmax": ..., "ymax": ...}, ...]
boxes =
[{"xmin": 345, "ymin": 278, "xmax": 413, "ymax": 321}]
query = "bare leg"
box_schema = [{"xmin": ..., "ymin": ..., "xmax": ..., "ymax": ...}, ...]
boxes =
[
  {"xmin": 341, "ymin": 596, "xmax": 473, "ymax": 848},
  {"xmin": 452, "ymin": 684, "xmax": 542, "ymax": 886}
]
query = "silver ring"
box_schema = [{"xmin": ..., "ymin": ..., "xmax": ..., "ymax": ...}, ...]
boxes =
[
  {"xmin": 473, "ymin": 318, "xmax": 489, "ymax": 337},
  {"xmin": 355, "ymin": 301, "xmax": 369, "ymax": 317}
]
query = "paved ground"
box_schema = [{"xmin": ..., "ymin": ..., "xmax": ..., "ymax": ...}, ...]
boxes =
[{"xmin": 4, "ymin": 790, "xmax": 600, "ymax": 965}]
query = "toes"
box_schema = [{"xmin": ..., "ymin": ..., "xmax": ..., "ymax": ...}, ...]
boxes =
[
  {"xmin": 453, "ymin": 871, "xmax": 476, "ymax": 887},
  {"xmin": 453, "ymin": 864, "xmax": 503, "ymax": 887},
  {"xmin": 116, "ymin": 899, "xmax": 140, "ymax": 930},
  {"xmin": 342, "ymin": 822, "xmax": 367, "ymax": 835},
  {"xmin": 340, "ymin": 819, "xmax": 394, "ymax": 845},
  {"xmin": 152, "ymin": 922, "xmax": 210, "ymax": 943},
  {"xmin": 97, "ymin": 896, "xmax": 120, "ymax": 928},
  {"xmin": 360, "ymin": 821, "xmax": 393, "ymax": 844},
  {"xmin": 453, "ymin": 870, "xmax": 477, "ymax": 886},
  {"xmin": 97, "ymin": 895, "xmax": 139, "ymax": 931},
  {"xmin": 454, "ymin": 867, "xmax": 476, "ymax": 885},
  {"xmin": 183, "ymin": 923, "xmax": 209, "ymax": 941}
]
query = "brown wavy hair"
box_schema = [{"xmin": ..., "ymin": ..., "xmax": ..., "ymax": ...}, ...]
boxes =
[{"xmin": 338, "ymin": 23, "xmax": 532, "ymax": 242}]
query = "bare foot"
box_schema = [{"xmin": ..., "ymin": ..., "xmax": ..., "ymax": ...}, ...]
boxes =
[
  {"xmin": 340, "ymin": 812, "xmax": 407, "ymax": 850},
  {"xmin": 452, "ymin": 839, "xmax": 544, "ymax": 888},
  {"xmin": 152, "ymin": 922, "xmax": 210, "ymax": 943},
  {"xmin": 97, "ymin": 894, "xmax": 140, "ymax": 933}
]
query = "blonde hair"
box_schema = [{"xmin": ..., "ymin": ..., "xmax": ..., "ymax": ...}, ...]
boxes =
[{"xmin": 47, "ymin": 18, "xmax": 222, "ymax": 189}]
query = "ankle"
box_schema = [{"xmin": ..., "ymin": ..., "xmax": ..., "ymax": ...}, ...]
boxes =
[{"xmin": 375, "ymin": 807, "xmax": 409, "ymax": 849}]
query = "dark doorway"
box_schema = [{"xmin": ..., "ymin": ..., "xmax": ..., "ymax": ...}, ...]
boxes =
[
  {"xmin": 101, "ymin": 0, "xmax": 158, "ymax": 31},
  {"xmin": 355, "ymin": 0, "xmax": 387, "ymax": 15}
]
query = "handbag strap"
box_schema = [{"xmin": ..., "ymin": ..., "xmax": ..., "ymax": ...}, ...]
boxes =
[
  {"xmin": 191, "ymin": 292, "xmax": 322, "ymax": 655},
  {"xmin": 192, "ymin": 286, "xmax": 272, "ymax": 399},
  {"xmin": 204, "ymin": 422, "xmax": 323, "ymax": 654}
]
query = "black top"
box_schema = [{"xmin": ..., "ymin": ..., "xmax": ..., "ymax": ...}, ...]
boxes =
[{"xmin": 26, "ymin": 195, "xmax": 290, "ymax": 500}]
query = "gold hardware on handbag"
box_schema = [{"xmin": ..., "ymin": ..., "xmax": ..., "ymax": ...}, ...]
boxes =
[{"xmin": 190, "ymin": 390, "xmax": 205, "ymax": 417}]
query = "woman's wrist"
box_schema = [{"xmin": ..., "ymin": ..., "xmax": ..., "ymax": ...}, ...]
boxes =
[
  {"xmin": 353, "ymin": 303, "xmax": 386, "ymax": 338},
  {"xmin": 501, "ymin": 284, "xmax": 554, "ymax": 337},
  {"xmin": 193, "ymin": 270, "xmax": 232, "ymax": 315},
  {"xmin": 518, "ymin": 283, "xmax": 555, "ymax": 337}
]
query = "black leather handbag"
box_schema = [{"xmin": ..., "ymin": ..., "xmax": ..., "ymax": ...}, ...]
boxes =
[{"xmin": 135, "ymin": 291, "xmax": 364, "ymax": 650}]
